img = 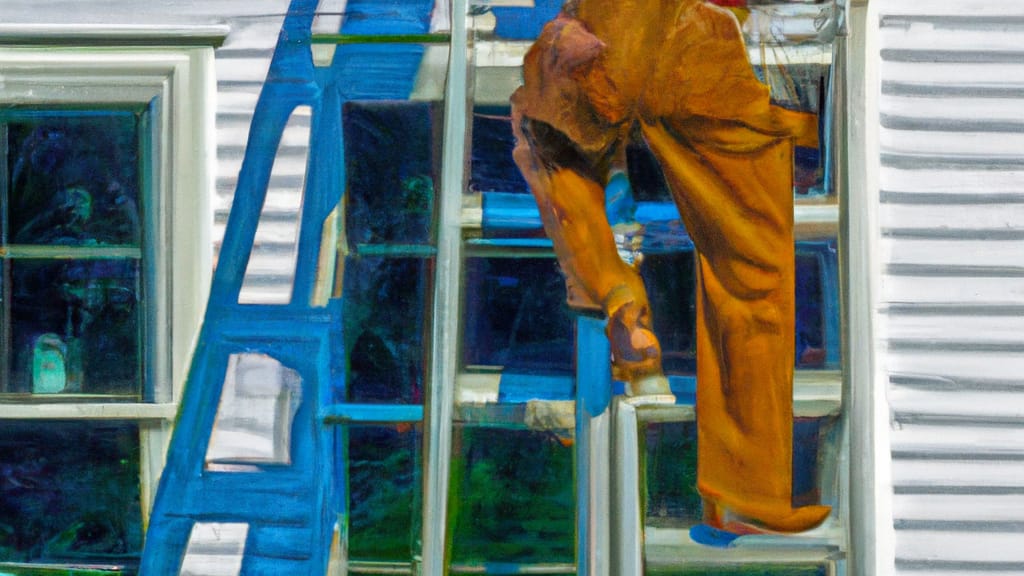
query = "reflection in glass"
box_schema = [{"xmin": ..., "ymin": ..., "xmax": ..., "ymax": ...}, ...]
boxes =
[
  {"xmin": 644, "ymin": 418, "xmax": 830, "ymax": 527},
  {"xmin": 470, "ymin": 107, "xmax": 525, "ymax": 195},
  {"xmin": 645, "ymin": 421, "xmax": 701, "ymax": 526},
  {"xmin": 343, "ymin": 102, "xmax": 440, "ymax": 248},
  {"xmin": 8, "ymin": 259, "xmax": 142, "ymax": 397},
  {"xmin": 5, "ymin": 112, "xmax": 142, "ymax": 246},
  {"xmin": 0, "ymin": 421, "xmax": 142, "ymax": 567},
  {"xmin": 462, "ymin": 257, "xmax": 573, "ymax": 374},
  {"xmin": 795, "ymin": 251, "xmax": 825, "ymax": 368},
  {"xmin": 341, "ymin": 257, "xmax": 432, "ymax": 405},
  {"xmin": 641, "ymin": 251, "xmax": 697, "ymax": 375},
  {"xmin": 450, "ymin": 426, "xmax": 574, "ymax": 565},
  {"xmin": 458, "ymin": 244, "xmax": 827, "ymax": 379},
  {"xmin": 345, "ymin": 425, "xmax": 421, "ymax": 563}
]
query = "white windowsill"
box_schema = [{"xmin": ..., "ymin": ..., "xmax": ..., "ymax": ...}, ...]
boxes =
[{"xmin": 0, "ymin": 402, "xmax": 178, "ymax": 420}]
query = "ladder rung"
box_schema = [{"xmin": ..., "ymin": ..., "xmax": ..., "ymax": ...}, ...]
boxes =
[
  {"xmin": 455, "ymin": 370, "xmax": 842, "ymax": 427},
  {"xmin": 465, "ymin": 192, "xmax": 840, "ymax": 241},
  {"xmin": 310, "ymin": 33, "xmax": 451, "ymax": 45},
  {"xmin": 645, "ymin": 524, "xmax": 845, "ymax": 570},
  {"xmin": 321, "ymin": 403, "xmax": 423, "ymax": 424}
]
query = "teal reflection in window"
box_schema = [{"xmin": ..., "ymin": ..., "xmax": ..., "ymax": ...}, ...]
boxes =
[
  {"xmin": 8, "ymin": 259, "xmax": 141, "ymax": 397},
  {"xmin": 1, "ymin": 110, "xmax": 146, "ymax": 399}
]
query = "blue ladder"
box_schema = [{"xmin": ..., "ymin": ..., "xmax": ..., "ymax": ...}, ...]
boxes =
[{"xmin": 141, "ymin": 0, "xmax": 437, "ymax": 572}]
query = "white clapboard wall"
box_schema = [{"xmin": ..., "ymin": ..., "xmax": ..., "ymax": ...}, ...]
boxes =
[
  {"xmin": 877, "ymin": 1, "xmax": 1024, "ymax": 573},
  {"xmin": 210, "ymin": 6, "xmax": 298, "ymax": 304}
]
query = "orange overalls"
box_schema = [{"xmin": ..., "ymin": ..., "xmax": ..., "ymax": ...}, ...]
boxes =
[{"xmin": 510, "ymin": 0, "xmax": 830, "ymax": 532}]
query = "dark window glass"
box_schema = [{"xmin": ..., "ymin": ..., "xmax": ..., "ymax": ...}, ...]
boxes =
[
  {"xmin": 0, "ymin": 421, "xmax": 142, "ymax": 569},
  {"xmin": 642, "ymin": 251, "xmax": 698, "ymax": 375},
  {"xmin": 344, "ymin": 424, "xmax": 421, "ymax": 563},
  {"xmin": 645, "ymin": 421, "xmax": 701, "ymax": 525},
  {"xmin": 626, "ymin": 141, "xmax": 672, "ymax": 203},
  {"xmin": 462, "ymin": 257, "xmax": 574, "ymax": 374},
  {"xmin": 5, "ymin": 112, "xmax": 142, "ymax": 246},
  {"xmin": 7, "ymin": 259, "xmax": 142, "ymax": 397},
  {"xmin": 644, "ymin": 417, "xmax": 833, "ymax": 527},
  {"xmin": 341, "ymin": 257, "xmax": 432, "ymax": 405},
  {"xmin": 343, "ymin": 102, "xmax": 440, "ymax": 248},
  {"xmin": 470, "ymin": 107, "xmax": 525, "ymax": 195},
  {"xmin": 450, "ymin": 426, "xmax": 574, "ymax": 565},
  {"xmin": 460, "ymin": 242, "xmax": 830, "ymax": 379},
  {"xmin": 795, "ymin": 250, "xmax": 825, "ymax": 368}
]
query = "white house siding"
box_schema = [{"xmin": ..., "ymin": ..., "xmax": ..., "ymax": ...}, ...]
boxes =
[
  {"xmin": 212, "ymin": 8, "xmax": 298, "ymax": 303},
  {"xmin": 878, "ymin": 1, "xmax": 1024, "ymax": 574}
]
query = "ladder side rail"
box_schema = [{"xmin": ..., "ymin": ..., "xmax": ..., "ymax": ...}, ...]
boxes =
[
  {"xmin": 576, "ymin": 315, "xmax": 613, "ymax": 576},
  {"xmin": 423, "ymin": 0, "xmax": 469, "ymax": 572}
]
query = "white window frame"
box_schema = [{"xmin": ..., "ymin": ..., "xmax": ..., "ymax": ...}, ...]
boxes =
[
  {"xmin": 846, "ymin": 1, "xmax": 895, "ymax": 574},
  {"xmin": 0, "ymin": 32, "xmax": 220, "ymax": 531}
]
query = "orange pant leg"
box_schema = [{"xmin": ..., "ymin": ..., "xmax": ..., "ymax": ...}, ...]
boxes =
[
  {"xmin": 641, "ymin": 119, "xmax": 829, "ymax": 533},
  {"xmin": 511, "ymin": 14, "xmax": 668, "ymax": 388},
  {"xmin": 634, "ymin": 1, "xmax": 829, "ymax": 532}
]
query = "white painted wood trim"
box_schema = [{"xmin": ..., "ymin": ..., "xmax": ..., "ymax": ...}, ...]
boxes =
[
  {"xmin": 423, "ymin": 1, "xmax": 468, "ymax": 573},
  {"xmin": 0, "ymin": 48, "xmax": 212, "ymax": 406},
  {"xmin": 0, "ymin": 45, "xmax": 215, "ymax": 526},
  {"xmin": 0, "ymin": 403, "xmax": 178, "ymax": 420},
  {"xmin": 846, "ymin": 3, "xmax": 895, "ymax": 575},
  {"xmin": 0, "ymin": 24, "xmax": 229, "ymax": 46}
]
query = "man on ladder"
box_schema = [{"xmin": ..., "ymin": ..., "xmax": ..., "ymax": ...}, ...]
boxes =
[{"xmin": 511, "ymin": 0, "xmax": 831, "ymax": 537}]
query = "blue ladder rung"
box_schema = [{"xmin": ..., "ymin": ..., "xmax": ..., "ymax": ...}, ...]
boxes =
[
  {"xmin": 482, "ymin": 191, "xmax": 682, "ymax": 231},
  {"xmin": 321, "ymin": 403, "xmax": 424, "ymax": 424},
  {"xmin": 494, "ymin": 371, "xmax": 694, "ymax": 405}
]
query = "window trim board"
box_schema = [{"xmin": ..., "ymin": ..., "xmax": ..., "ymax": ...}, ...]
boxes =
[{"xmin": 0, "ymin": 44, "xmax": 216, "ymax": 530}]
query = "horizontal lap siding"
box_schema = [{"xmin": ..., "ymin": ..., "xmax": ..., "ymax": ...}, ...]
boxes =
[
  {"xmin": 880, "ymin": 2, "xmax": 1024, "ymax": 574},
  {"xmin": 213, "ymin": 10, "xmax": 292, "ymax": 298}
]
